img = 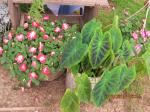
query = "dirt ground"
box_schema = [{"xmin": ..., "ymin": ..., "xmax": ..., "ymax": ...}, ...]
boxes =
[{"xmin": 0, "ymin": 65, "xmax": 150, "ymax": 112}]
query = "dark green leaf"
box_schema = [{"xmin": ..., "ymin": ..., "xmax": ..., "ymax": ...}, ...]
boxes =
[
  {"xmin": 81, "ymin": 19, "xmax": 102, "ymax": 44},
  {"xmin": 89, "ymin": 31, "xmax": 112, "ymax": 68},
  {"xmin": 61, "ymin": 36, "xmax": 88, "ymax": 68}
]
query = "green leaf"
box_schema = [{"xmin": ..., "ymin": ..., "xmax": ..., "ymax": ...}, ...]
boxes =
[
  {"xmin": 61, "ymin": 36, "xmax": 88, "ymax": 68},
  {"xmin": 75, "ymin": 73, "xmax": 91, "ymax": 103},
  {"xmin": 129, "ymin": 57, "xmax": 148, "ymax": 78},
  {"xmin": 92, "ymin": 65, "xmax": 136, "ymax": 107},
  {"xmin": 89, "ymin": 31, "xmax": 112, "ymax": 69},
  {"xmin": 92, "ymin": 70, "xmax": 114, "ymax": 107},
  {"xmin": 81, "ymin": 19, "xmax": 102, "ymax": 44},
  {"xmin": 60, "ymin": 89, "xmax": 80, "ymax": 112},
  {"xmin": 71, "ymin": 65, "xmax": 80, "ymax": 75},
  {"xmin": 112, "ymin": 16, "xmax": 119, "ymax": 27},
  {"xmin": 109, "ymin": 16, "xmax": 122, "ymax": 53},
  {"xmin": 101, "ymin": 50, "xmax": 115, "ymax": 68},
  {"xmin": 142, "ymin": 50, "xmax": 150, "ymax": 77},
  {"xmin": 121, "ymin": 40, "xmax": 133, "ymax": 60},
  {"xmin": 118, "ymin": 66, "xmax": 136, "ymax": 91}
]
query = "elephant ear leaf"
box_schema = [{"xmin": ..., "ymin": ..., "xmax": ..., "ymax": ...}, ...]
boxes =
[
  {"xmin": 60, "ymin": 89, "xmax": 80, "ymax": 112},
  {"xmin": 92, "ymin": 65, "xmax": 136, "ymax": 107},
  {"xmin": 89, "ymin": 31, "xmax": 112, "ymax": 69},
  {"xmin": 92, "ymin": 70, "xmax": 119, "ymax": 107},
  {"xmin": 60, "ymin": 36, "xmax": 88, "ymax": 68},
  {"xmin": 81, "ymin": 19, "xmax": 102, "ymax": 44},
  {"xmin": 75, "ymin": 73, "xmax": 91, "ymax": 103},
  {"xmin": 109, "ymin": 16, "xmax": 123, "ymax": 53},
  {"xmin": 118, "ymin": 65, "xmax": 136, "ymax": 91}
]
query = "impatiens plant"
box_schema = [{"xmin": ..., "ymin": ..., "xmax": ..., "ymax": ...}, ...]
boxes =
[
  {"xmin": 0, "ymin": 15, "xmax": 75, "ymax": 86},
  {"xmin": 60, "ymin": 15, "xmax": 150, "ymax": 111}
]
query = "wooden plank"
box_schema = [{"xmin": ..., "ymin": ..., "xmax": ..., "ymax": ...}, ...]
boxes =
[
  {"xmin": 8, "ymin": 0, "xmax": 17, "ymax": 29},
  {"xmin": 13, "ymin": 0, "xmax": 107, "ymax": 6}
]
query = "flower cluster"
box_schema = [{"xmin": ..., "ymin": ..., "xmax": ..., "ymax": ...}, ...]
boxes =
[
  {"xmin": 131, "ymin": 29, "xmax": 150, "ymax": 55},
  {"xmin": 0, "ymin": 15, "xmax": 71, "ymax": 86}
]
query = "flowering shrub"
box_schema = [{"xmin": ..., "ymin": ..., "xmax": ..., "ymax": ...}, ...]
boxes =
[
  {"xmin": 0, "ymin": 15, "xmax": 73, "ymax": 86},
  {"xmin": 131, "ymin": 29, "xmax": 150, "ymax": 55}
]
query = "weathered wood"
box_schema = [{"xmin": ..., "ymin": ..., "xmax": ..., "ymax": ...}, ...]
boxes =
[
  {"xmin": 83, "ymin": 6, "xmax": 98, "ymax": 23},
  {"xmin": 9, "ymin": 0, "xmax": 109, "ymax": 29},
  {"xmin": 8, "ymin": 1, "xmax": 18, "ymax": 29},
  {"xmin": 13, "ymin": 0, "xmax": 109, "ymax": 6}
]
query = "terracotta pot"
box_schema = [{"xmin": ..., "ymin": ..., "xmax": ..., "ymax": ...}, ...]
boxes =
[{"xmin": 65, "ymin": 69, "xmax": 101, "ymax": 90}]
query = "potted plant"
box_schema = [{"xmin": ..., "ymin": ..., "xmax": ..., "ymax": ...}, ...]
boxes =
[
  {"xmin": 60, "ymin": 16, "xmax": 150, "ymax": 112},
  {"xmin": 0, "ymin": 14, "xmax": 78, "ymax": 86}
]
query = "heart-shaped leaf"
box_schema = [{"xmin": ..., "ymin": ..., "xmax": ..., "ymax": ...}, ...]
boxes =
[
  {"xmin": 60, "ymin": 36, "xmax": 88, "ymax": 68},
  {"xmin": 92, "ymin": 65, "xmax": 136, "ymax": 107},
  {"xmin": 81, "ymin": 19, "xmax": 102, "ymax": 44},
  {"xmin": 89, "ymin": 31, "xmax": 112, "ymax": 69}
]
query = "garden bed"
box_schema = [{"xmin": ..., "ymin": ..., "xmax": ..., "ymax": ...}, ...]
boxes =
[{"xmin": 0, "ymin": 65, "xmax": 150, "ymax": 112}]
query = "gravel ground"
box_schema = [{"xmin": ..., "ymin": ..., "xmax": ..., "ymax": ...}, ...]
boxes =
[{"xmin": 0, "ymin": 65, "xmax": 150, "ymax": 112}]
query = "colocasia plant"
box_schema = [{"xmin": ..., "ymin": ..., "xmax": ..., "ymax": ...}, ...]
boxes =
[
  {"xmin": 60, "ymin": 16, "xmax": 150, "ymax": 112},
  {"xmin": 0, "ymin": 15, "xmax": 73, "ymax": 86}
]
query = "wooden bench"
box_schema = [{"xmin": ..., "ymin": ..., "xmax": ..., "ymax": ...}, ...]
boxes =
[{"xmin": 8, "ymin": 0, "xmax": 109, "ymax": 29}]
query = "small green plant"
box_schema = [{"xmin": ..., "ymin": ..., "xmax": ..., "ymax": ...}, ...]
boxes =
[
  {"xmin": 29, "ymin": 0, "xmax": 44, "ymax": 22},
  {"xmin": 0, "ymin": 15, "xmax": 75, "ymax": 86}
]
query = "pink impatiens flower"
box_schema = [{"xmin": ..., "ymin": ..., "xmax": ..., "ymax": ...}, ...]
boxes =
[
  {"xmin": 24, "ymin": 23, "xmax": 29, "ymax": 29},
  {"xmin": 54, "ymin": 27, "xmax": 61, "ymax": 33},
  {"xmin": 15, "ymin": 53, "xmax": 24, "ymax": 64},
  {"xmin": 41, "ymin": 66, "xmax": 50, "ymax": 76},
  {"xmin": 0, "ymin": 47, "xmax": 3, "ymax": 55},
  {"xmin": 39, "ymin": 26, "xmax": 45, "ymax": 33},
  {"xmin": 3, "ymin": 38, "xmax": 9, "ymax": 44},
  {"xmin": 62, "ymin": 23, "xmax": 69, "ymax": 30},
  {"xmin": 43, "ymin": 34, "xmax": 49, "ymax": 40},
  {"xmin": 8, "ymin": 32, "xmax": 13, "ymax": 40},
  {"xmin": 37, "ymin": 53, "xmax": 47, "ymax": 64},
  {"xmin": 29, "ymin": 47, "xmax": 37, "ymax": 53},
  {"xmin": 28, "ymin": 72, "xmax": 38, "ymax": 79},
  {"xmin": 32, "ymin": 21, "xmax": 39, "ymax": 28},
  {"xmin": 43, "ymin": 15, "xmax": 50, "ymax": 21},
  {"xmin": 27, "ymin": 31, "xmax": 37, "ymax": 40},
  {"xmin": 19, "ymin": 63, "xmax": 27, "ymax": 72},
  {"xmin": 31, "ymin": 61, "xmax": 37, "ymax": 68},
  {"xmin": 131, "ymin": 32, "xmax": 138, "ymax": 41},
  {"xmin": 16, "ymin": 34, "xmax": 24, "ymax": 42},
  {"xmin": 135, "ymin": 44, "xmax": 142, "ymax": 54}
]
